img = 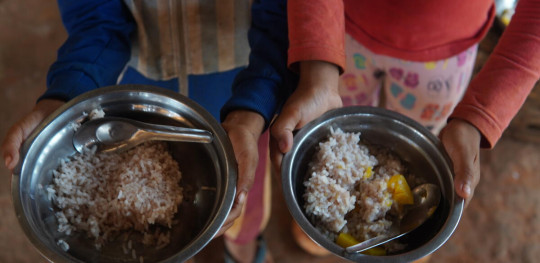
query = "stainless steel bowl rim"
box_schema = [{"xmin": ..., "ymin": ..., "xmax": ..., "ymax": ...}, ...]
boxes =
[
  {"xmin": 12, "ymin": 85, "xmax": 237, "ymax": 262},
  {"xmin": 281, "ymin": 106, "xmax": 464, "ymax": 262}
]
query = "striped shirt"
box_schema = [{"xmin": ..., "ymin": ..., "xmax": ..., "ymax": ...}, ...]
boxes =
[{"xmin": 123, "ymin": 0, "xmax": 251, "ymax": 94}]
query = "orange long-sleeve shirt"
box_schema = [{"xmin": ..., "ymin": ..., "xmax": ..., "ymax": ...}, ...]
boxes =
[{"xmin": 288, "ymin": 0, "xmax": 540, "ymax": 148}]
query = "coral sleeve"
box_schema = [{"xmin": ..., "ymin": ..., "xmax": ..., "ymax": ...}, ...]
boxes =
[
  {"xmin": 450, "ymin": 0, "xmax": 540, "ymax": 148},
  {"xmin": 287, "ymin": 0, "xmax": 345, "ymax": 73}
]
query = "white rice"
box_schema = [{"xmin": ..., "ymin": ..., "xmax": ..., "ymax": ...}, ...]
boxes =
[
  {"xmin": 56, "ymin": 239, "xmax": 70, "ymax": 251},
  {"xmin": 88, "ymin": 108, "xmax": 105, "ymax": 119},
  {"xmin": 304, "ymin": 128, "xmax": 413, "ymax": 243},
  {"xmin": 48, "ymin": 141, "xmax": 183, "ymax": 249},
  {"xmin": 70, "ymin": 108, "xmax": 105, "ymax": 130}
]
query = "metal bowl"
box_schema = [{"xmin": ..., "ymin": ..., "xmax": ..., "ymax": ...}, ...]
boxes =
[
  {"xmin": 12, "ymin": 85, "xmax": 237, "ymax": 262},
  {"xmin": 281, "ymin": 106, "xmax": 463, "ymax": 262}
]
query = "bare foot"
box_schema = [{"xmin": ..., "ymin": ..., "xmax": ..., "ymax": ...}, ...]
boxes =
[{"xmin": 224, "ymin": 237, "xmax": 273, "ymax": 263}]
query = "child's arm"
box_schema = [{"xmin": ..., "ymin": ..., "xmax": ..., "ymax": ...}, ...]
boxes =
[
  {"xmin": 220, "ymin": 0, "xmax": 297, "ymax": 130},
  {"xmin": 287, "ymin": 0, "xmax": 346, "ymax": 73},
  {"xmin": 446, "ymin": 0, "xmax": 540, "ymax": 205},
  {"xmin": 42, "ymin": 0, "xmax": 135, "ymax": 101},
  {"xmin": 269, "ymin": 0, "xmax": 346, "ymax": 167},
  {"xmin": 450, "ymin": 0, "xmax": 540, "ymax": 149},
  {"xmin": 219, "ymin": 0, "xmax": 295, "ymax": 231},
  {"xmin": 440, "ymin": 119, "xmax": 481, "ymax": 207},
  {"xmin": 3, "ymin": 0, "xmax": 135, "ymax": 171},
  {"xmin": 270, "ymin": 60, "xmax": 342, "ymax": 168}
]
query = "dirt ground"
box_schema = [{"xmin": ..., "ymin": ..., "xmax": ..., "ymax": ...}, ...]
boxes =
[{"xmin": 1, "ymin": 1, "xmax": 538, "ymax": 262}]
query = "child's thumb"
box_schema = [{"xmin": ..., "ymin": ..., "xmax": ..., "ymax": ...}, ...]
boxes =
[{"xmin": 271, "ymin": 115, "xmax": 298, "ymax": 154}]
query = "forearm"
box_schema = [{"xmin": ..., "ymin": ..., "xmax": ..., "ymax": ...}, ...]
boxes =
[
  {"xmin": 298, "ymin": 61, "xmax": 340, "ymax": 94},
  {"xmin": 287, "ymin": 0, "xmax": 345, "ymax": 73},
  {"xmin": 41, "ymin": 0, "xmax": 135, "ymax": 102},
  {"xmin": 450, "ymin": 0, "xmax": 540, "ymax": 148},
  {"xmin": 222, "ymin": 110, "xmax": 265, "ymax": 138},
  {"xmin": 220, "ymin": 0, "xmax": 297, "ymax": 129}
]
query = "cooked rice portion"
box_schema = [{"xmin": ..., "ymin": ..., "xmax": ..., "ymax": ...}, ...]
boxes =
[
  {"xmin": 304, "ymin": 127, "xmax": 378, "ymax": 232},
  {"xmin": 48, "ymin": 141, "xmax": 183, "ymax": 247},
  {"xmin": 304, "ymin": 128, "xmax": 409, "ymax": 242},
  {"xmin": 346, "ymin": 176, "xmax": 393, "ymax": 241}
]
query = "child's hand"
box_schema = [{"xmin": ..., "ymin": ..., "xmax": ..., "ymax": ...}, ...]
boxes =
[
  {"xmin": 218, "ymin": 110, "xmax": 265, "ymax": 236},
  {"xmin": 439, "ymin": 119, "xmax": 482, "ymax": 207},
  {"xmin": 270, "ymin": 60, "xmax": 342, "ymax": 170},
  {"xmin": 2, "ymin": 99, "xmax": 64, "ymax": 171}
]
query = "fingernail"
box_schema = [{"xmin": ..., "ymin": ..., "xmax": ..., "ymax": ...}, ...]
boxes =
[
  {"xmin": 462, "ymin": 183, "xmax": 471, "ymax": 196},
  {"xmin": 279, "ymin": 140, "xmax": 287, "ymax": 152},
  {"xmin": 4, "ymin": 155, "xmax": 12, "ymax": 168},
  {"xmin": 236, "ymin": 191, "xmax": 247, "ymax": 205}
]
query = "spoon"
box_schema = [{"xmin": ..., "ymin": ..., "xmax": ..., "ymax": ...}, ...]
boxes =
[
  {"xmin": 73, "ymin": 117, "xmax": 213, "ymax": 153},
  {"xmin": 345, "ymin": 183, "xmax": 441, "ymax": 253}
]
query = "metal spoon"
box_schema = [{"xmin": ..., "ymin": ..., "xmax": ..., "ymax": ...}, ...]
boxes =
[
  {"xmin": 72, "ymin": 117, "xmax": 213, "ymax": 153},
  {"xmin": 345, "ymin": 183, "xmax": 441, "ymax": 253}
]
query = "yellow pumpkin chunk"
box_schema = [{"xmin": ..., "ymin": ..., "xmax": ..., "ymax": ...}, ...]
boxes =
[
  {"xmin": 336, "ymin": 232, "xmax": 359, "ymax": 248},
  {"xmin": 364, "ymin": 166, "xmax": 373, "ymax": 179},
  {"xmin": 336, "ymin": 232, "xmax": 387, "ymax": 256},
  {"xmin": 387, "ymin": 174, "xmax": 414, "ymax": 205},
  {"xmin": 362, "ymin": 246, "xmax": 387, "ymax": 256}
]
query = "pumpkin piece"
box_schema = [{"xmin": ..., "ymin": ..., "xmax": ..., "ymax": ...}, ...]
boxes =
[
  {"xmin": 364, "ymin": 166, "xmax": 373, "ymax": 179},
  {"xmin": 336, "ymin": 232, "xmax": 387, "ymax": 256},
  {"xmin": 336, "ymin": 232, "xmax": 359, "ymax": 248},
  {"xmin": 387, "ymin": 174, "xmax": 414, "ymax": 205},
  {"xmin": 362, "ymin": 246, "xmax": 387, "ymax": 256}
]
